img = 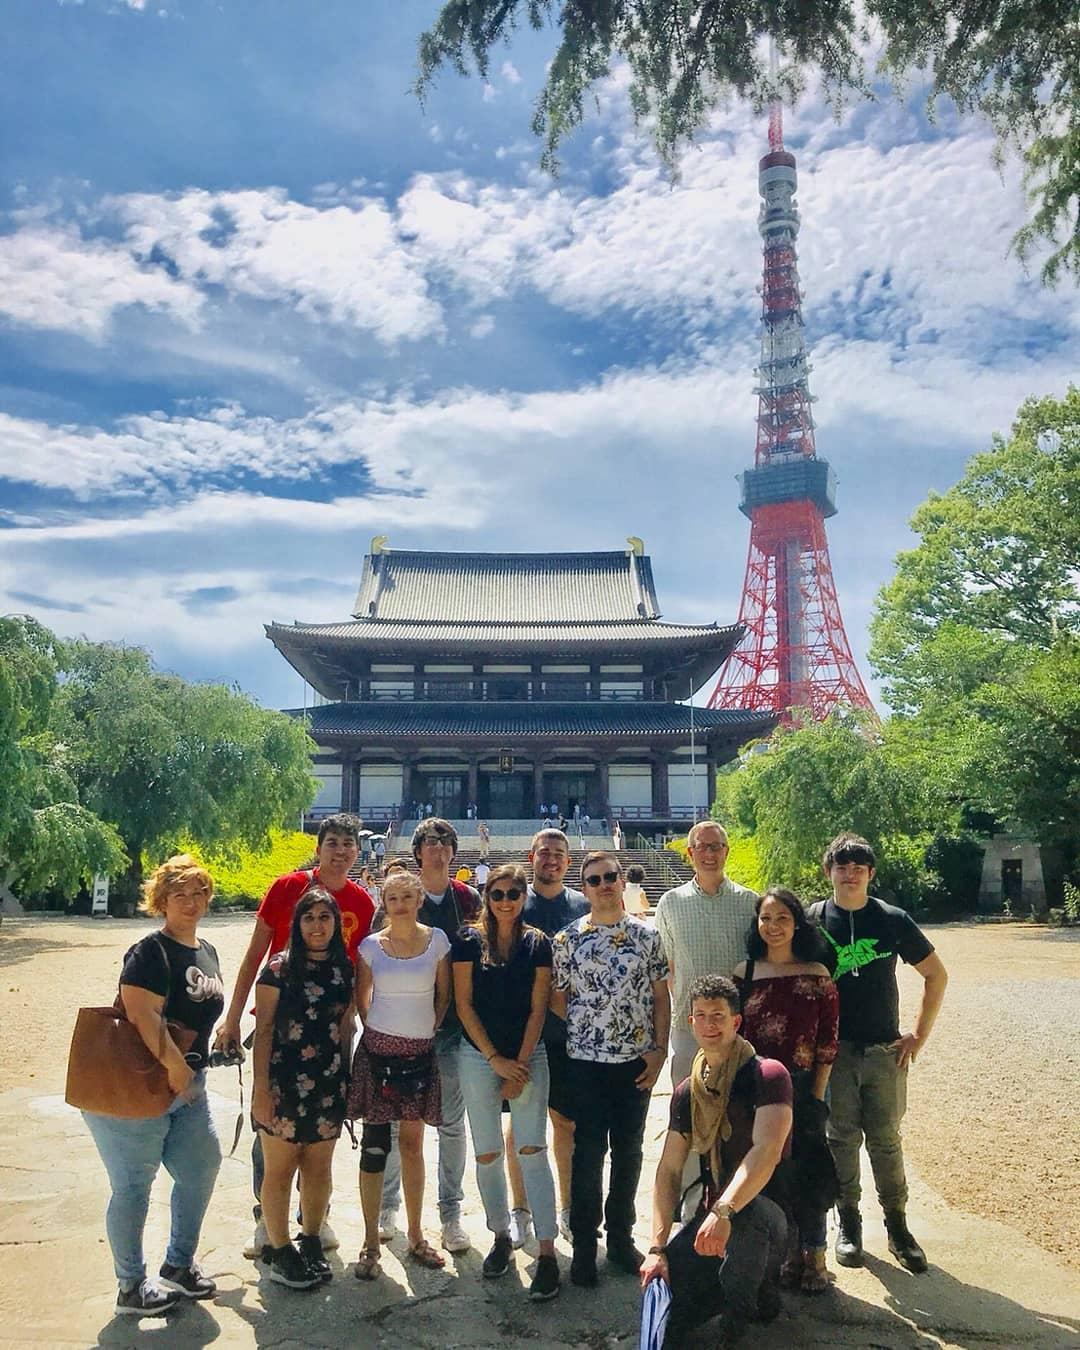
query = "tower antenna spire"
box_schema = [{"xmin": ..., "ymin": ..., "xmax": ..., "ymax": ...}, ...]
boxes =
[
  {"xmin": 767, "ymin": 38, "xmax": 784, "ymax": 152},
  {"xmin": 708, "ymin": 87, "xmax": 874, "ymax": 722}
]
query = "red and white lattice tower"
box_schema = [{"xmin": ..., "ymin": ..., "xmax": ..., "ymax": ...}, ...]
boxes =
[{"xmin": 708, "ymin": 98, "xmax": 874, "ymax": 721}]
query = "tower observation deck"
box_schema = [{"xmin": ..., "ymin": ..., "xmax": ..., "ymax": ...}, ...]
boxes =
[{"xmin": 708, "ymin": 110, "xmax": 874, "ymax": 721}]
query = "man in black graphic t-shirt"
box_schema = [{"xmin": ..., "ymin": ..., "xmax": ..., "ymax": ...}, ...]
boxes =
[{"xmin": 810, "ymin": 833, "xmax": 948, "ymax": 1275}]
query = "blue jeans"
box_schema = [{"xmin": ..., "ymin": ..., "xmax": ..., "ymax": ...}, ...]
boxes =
[
  {"xmin": 380, "ymin": 1025, "xmax": 466, "ymax": 1223},
  {"xmin": 459, "ymin": 1041, "xmax": 557, "ymax": 1241},
  {"xmin": 83, "ymin": 1074, "xmax": 221, "ymax": 1286}
]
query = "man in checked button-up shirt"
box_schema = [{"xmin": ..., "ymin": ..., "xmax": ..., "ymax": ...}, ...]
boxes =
[{"xmin": 654, "ymin": 822, "xmax": 758, "ymax": 1091}]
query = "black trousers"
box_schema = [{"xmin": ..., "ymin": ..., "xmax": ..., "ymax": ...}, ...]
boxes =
[
  {"xmin": 567, "ymin": 1057, "xmax": 651, "ymax": 1250},
  {"xmin": 665, "ymin": 1194, "xmax": 787, "ymax": 1336}
]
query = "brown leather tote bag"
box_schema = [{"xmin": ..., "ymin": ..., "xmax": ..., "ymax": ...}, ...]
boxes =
[{"xmin": 65, "ymin": 936, "xmax": 199, "ymax": 1119}]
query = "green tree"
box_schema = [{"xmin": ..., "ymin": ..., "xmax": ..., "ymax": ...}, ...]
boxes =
[
  {"xmin": 715, "ymin": 709, "xmax": 946, "ymax": 904},
  {"xmin": 52, "ymin": 641, "xmax": 318, "ymax": 899},
  {"xmin": 0, "ymin": 616, "xmax": 126, "ymax": 899},
  {"xmin": 416, "ymin": 1, "xmax": 1079, "ymax": 284},
  {"xmin": 870, "ymin": 389, "xmax": 1080, "ymax": 864}
]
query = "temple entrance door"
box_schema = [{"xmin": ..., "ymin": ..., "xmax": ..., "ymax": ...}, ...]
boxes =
[
  {"xmin": 544, "ymin": 772, "xmax": 591, "ymax": 818},
  {"xmin": 421, "ymin": 774, "xmax": 464, "ymax": 819},
  {"xmin": 1001, "ymin": 860, "xmax": 1023, "ymax": 912},
  {"xmin": 482, "ymin": 773, "xmax": 528, "ymax": 819}
]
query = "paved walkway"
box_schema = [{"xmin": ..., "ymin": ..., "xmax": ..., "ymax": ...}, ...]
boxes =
[{"xmin": 1, "ymin": 1078, "xmax": 1078, "ymax": 1349}]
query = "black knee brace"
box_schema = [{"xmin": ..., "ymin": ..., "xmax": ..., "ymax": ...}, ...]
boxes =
[{"xmin": 359, "ymin": 1122, "xmax": 391, "ymax": 1174}]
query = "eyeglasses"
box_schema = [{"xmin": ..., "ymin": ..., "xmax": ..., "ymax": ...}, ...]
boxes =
[
  {"xmin": 488, "ymin": 887, "xmax": 524, "ymax": 902},
  {"xmin": 692, "ymin": 841, "xmax": 728, "ymax": 853},
  {"xmin": 583, "ymin": 871, "xmax": 620, "ymax": 886},
  {"xmin": 419, "ymin": 833, "xmax": 453, "ymax": 846}
]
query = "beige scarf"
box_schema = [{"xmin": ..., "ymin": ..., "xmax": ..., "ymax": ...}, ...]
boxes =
[{"xmin": 690, "ymin": 1035, "xmax": 756, "ymax": 1190}]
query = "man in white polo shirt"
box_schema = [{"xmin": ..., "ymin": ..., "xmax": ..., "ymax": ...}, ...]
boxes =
[{"xmin": 654, "ymin": 821, "xmax": 758, "ymax": 1090}]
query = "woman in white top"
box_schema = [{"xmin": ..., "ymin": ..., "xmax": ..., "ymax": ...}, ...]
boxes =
[
  {"xmin": 347, "ymin": 872, "xmax": 450, "ymax": 1278},
  {"xmin": 623, "ymin": 864, "xmax": 649, "ymax": 917}
]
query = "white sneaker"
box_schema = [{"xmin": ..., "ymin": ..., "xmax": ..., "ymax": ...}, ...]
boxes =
[
  {"xmin": 319, "ymin": 1218, "xmax": 340, "ymax": 1252},
  {"xmin": 558, "ymin": 1208, "xmax": 572, "ymax": 1242},
  {"xmin": 243, "ymin": 1217, "xmax": 268, "ymax": 1260},
  {"xmin": 441, "ymin": 1218, "xmax": 471, "ymax": 1253},
  {"xmin": 509, "ymin": 1208, "xmax": 534, "ymax": 1250},
  {"xmin": 378, "ymin": 1210, "xmax": 398, "ymax": 1242}
]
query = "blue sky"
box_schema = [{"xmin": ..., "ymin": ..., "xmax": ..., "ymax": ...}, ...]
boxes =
[{"xmin": 2, "ymin": 0, "xmax": 1077, "ymax": 711}]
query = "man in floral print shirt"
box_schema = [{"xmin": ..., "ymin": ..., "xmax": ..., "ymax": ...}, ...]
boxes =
[{"xmin": 551, "ymin": 852, "xmax": 670, "ymax": 1289}]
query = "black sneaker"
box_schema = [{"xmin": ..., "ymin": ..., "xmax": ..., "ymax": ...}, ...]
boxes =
[
  {"xmin": 605, "ymin": 1238, "xmax": 644, "ymax": 1275},
  {"xmin": 482, "ymin": 1233, "xmax": 513, "ymax": 1279},
  {"xmin": 569, "ymin": 1248, "xmax": 598, "ymax": 1287},
  {"xmin": 297, "ymin": 1233, "xmax": 332, "ymax": 1282},
  {"xmin": 158, "ymin": 1261, "xmax": 216, "ymax": 1300},
  {"xmin": 528, "ymin": 1254, "xmax": 561, "ymax": 1301},
  {"xmin": 265, "ymin": 1241, "xmax": 321, "ymax": 1289},
  {"xmin": 115, "ymin": 1279, "xmax": 180, "ymax": 1317}
]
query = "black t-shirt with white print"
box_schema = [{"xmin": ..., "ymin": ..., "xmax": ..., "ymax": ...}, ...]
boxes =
[{"xmin": 120, "ymin": 931, "xmax": 225, "ymax": 1067}]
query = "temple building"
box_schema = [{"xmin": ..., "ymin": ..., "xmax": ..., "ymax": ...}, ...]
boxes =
[{"xmin": 266, "ymin": 538, "xmax": 774, "ymax": 831}]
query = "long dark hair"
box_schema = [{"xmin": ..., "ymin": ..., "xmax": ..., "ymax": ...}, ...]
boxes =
[
  {"xmin": 746, "ymin": 886, "xmax": 829, "ymax": 963},
  {"xmin": 278, "ymin": 885, "xmax": 352, "ymax": 997},
  {"xmin": 474, "ymin": 863, "xmax": 530, "ymax": 966}
]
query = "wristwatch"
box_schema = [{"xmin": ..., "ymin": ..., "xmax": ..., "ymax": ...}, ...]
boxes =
[
  {"xmin": 648, "ymin": 1245, "xmax": 666, "ymax": 1256},
  {"xmin": 711, "ymin": 1201, "xmax": 734, "ymax": 1221}
]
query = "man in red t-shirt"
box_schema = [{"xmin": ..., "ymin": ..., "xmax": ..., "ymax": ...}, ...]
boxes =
[{"xmin": 214, "ymin": 812, "xmax": 374, "ymax": 1258}]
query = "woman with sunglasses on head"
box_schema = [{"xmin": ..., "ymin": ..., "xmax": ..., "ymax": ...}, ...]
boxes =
[
  {"xmin": 81, "ymin": 855, "xmax": 225, "ymax": 1318},
  {"xmin": 733, "ymin": 887, "xmax": 839, "ymax": 1293},
  {"xmin": 252, "ymin": 886, "xmax": 354, "ymax": 1289},
  {"xmin": 452, "ymin": 864, "xmax": 561, "ymax": 1300},
  {"xmin": 348, "ymin": 869, "xmax": 451, "ymax": 1278}
]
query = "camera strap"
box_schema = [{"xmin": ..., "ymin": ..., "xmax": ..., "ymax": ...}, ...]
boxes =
[{"xmin": 225, "ymin": 1062, "xmax": 244, "ymax": 1157}]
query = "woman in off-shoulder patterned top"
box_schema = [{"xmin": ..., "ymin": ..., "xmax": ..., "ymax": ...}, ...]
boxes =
[{"xmin": 734, "ymin": 887, "xmax": 838, "ymax": 1294}]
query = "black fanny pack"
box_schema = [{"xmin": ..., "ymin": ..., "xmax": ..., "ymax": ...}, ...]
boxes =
[{"xmin": 367, "ymin": 1048, "xmax": 435, "ymax": 1096}]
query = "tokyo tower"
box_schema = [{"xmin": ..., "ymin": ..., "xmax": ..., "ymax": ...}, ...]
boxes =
[{"xmin": 708, "ymin": 95, "xmax": 874, "ymax": 721}]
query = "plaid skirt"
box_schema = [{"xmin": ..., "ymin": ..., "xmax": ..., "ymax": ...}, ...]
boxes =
[{"xmin": 347, "ymin": 1026, "xmax": 442, "ymax": 1126}]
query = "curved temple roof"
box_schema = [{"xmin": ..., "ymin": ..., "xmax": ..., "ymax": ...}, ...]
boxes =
[{"xmin": 352, "ymin": 545, "xmax": 661, "ymax": 622}]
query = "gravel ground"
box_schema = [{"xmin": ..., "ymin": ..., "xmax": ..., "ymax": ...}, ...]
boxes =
[
  {"xmin": 3, "ymin": 913, "xmax": 1078, "ymax": 1273},
  {"xmin": 896, "ymin": 921, "xmax": 1080, "ymax": 1272}
]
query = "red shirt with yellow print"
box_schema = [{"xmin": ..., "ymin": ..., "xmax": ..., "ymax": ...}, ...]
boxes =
[{"xmin": 257, "ymin": 867, "xmax": 375, "ymax": 965}]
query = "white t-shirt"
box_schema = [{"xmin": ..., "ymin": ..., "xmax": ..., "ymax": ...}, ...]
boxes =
[{"xmin": 360, "ymin": 928, "xmax": 450, "ymax": 1040}]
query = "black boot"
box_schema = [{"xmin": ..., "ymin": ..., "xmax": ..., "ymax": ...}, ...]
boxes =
[
  {"xmin": 835, "ymin": 1206, "xmax": 864, "ymax": 1267},
  {"xmin": 885, "ymin": 1211, "xmax": 928, "ymax": 1273}
]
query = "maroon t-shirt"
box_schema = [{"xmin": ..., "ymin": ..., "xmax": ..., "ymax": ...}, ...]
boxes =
[{"xmin": 669, "ymin": 1056, "xmax": 792, "ymax": 1209}]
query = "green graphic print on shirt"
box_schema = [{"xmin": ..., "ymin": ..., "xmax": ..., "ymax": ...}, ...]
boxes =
[{"xmin": 821, "ymin": 929, "xmax": 893, "ymax": 980}]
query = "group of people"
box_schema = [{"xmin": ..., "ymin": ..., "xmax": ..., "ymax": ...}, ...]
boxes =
[{"xmin": 79, "ymin": 812, "xmax": 947, "ymax": 1346}]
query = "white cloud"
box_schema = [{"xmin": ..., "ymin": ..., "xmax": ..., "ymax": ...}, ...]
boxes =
[
  {"xmin": 0, "ymin": 224, "xmax": 201, "ymax": 339},
  {"xmin": 469, "ymin": 314, "xmax": 495, "ymax": 339},
  {"xmin": 111, "ymin": 188, "xmax": 442, "ymax": 345},
  {"xmin": 482, "ymin": 82, "xmax": 497, "ymax": 103},
  {"xmin": 500, "ymin": 61, "xmax": 522, "ymax": 86}
]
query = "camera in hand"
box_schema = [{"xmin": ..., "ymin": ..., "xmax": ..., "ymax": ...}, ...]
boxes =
[{"xmin": 209, "ymin": 1043, "xmax": 245, "ymax": 1069}]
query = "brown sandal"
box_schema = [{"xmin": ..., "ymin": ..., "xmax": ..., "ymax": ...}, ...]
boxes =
[
  {"xmin": 407, "ymin": 1238, "xmax": 446, "ymax": 1269},
  {"xmin": 800, "ymin": 1248, "xmax": 834, "ymax": 1294},
  {"xmin": 355, "ymin": 1247, "xmax": 381, "ymax": 1280}
]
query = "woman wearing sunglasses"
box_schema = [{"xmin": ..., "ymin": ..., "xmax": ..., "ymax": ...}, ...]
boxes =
[{"xmin": 452, "ymin": 864, "xmax": 560, "ymax": 1300}]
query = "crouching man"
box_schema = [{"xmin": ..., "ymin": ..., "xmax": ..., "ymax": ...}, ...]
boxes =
[{"xmin": 640, "ymin": 976, "xmax": 792, "ymax": 1348}]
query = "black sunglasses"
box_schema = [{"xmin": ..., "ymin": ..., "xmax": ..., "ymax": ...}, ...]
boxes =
[
  {"xmin": 419, "ymin": 833, "xmax": 453, "ymax": 845},
  {"xmin": 488, "ymin": 886, "xmax": 524, "ymax": 902},
  {"xmin": 583, "ymin": 871, "xmax": 620, "ymax": 886}
]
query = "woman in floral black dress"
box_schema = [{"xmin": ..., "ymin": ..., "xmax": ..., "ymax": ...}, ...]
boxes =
[{"xmin": 253, "ymin": 886, "xmax": 354, "ymax": 1289}]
